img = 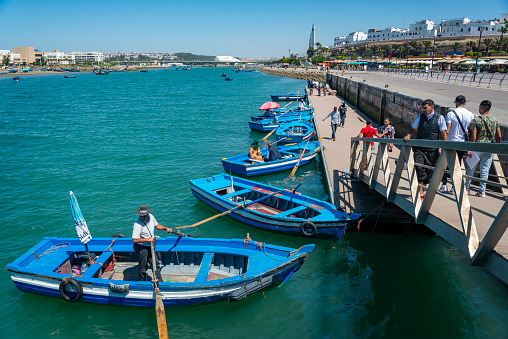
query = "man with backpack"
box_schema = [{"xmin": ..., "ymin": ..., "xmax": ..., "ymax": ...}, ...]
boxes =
[{"xmin": 339, "ymin": 102, "xmax": 347, "ymax": 127}]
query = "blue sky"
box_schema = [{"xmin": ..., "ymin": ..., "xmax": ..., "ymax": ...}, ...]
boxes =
[{"xmin": 0, "ymin": 0, "xmax": 507, "ymax": 58}]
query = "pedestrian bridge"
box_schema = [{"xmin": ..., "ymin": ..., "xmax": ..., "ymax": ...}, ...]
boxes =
[{"xmin": 350, "ymin": 137, "xmax": 508, "ymax": 283}]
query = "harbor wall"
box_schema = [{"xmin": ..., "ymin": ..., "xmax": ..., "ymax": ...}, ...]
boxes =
[{"xmin": 259, "ymin": 67, "xmax": 326, "ymax": 82}]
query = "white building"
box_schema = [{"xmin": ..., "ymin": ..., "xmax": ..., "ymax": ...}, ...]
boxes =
[
  {"xmin": 69, "ymin": 51, "xmax": 105, "ymax": 63},
  {"xmin": 440, "ymin": 17, "xmax": 506, "ymax": 37},
  {"xmin": 367, "ymin": 27, "xmax": 406, "ymax": 42},
  {"xmin": 333, "ymin": 36, "xmax": 348, "ymax": 46},
  {"xmin": 215, "ymin": 56, "xmax": 241, "ymax": 63},
  {"xmin": 333, "ymin": 31, "xmax": 367, "ymax": 46}
]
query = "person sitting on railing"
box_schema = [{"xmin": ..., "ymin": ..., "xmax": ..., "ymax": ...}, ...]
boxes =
[
  {"xmin": 438, "ymin": 95, "xmax": 474, "ymax": 194},
  {"xmin": 465, "ymin": 100, "xmax": 502, "ymax": 198},
  {"xmin": 403, "ymin": 99, "xmax": 447, "ymax": 200}
]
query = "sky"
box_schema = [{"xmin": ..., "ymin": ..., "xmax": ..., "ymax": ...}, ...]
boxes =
[{"xmin": 1, "ymin": 0, "xmax": 507, "ymax": 58}]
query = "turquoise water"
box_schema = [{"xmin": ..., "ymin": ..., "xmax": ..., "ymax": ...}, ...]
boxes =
[{"xmin": 1, "ymin": 68, "xmax": 507, "ymax": 338}]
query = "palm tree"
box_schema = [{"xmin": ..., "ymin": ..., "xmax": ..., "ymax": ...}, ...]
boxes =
[
  {"xmin": 385, "ymin": 45, "xmax": 394, "ymax": 58},
  {"xmin": 398, "ymin": 46, "xmax": 405, "ymax": 58},
  {"xmin": 498, "ymin": 26, "xmax": 508, "ymax": 53},
  {"xmin": 496, "ymin": 36, "xmax": 508, "ymax": 53},
  {"xmin": 452, "ymin": 42, "xmax": 461, "ymax": 52},
  {"xmin": 376, "ymin": 46, "xmax": 384, "ymax": 58},
  {"xmin": 409, "ymin": 41, "xmax": 418, "ymax": 55},
  {"xmin": 364, "ymin": 48, "xmax": 372, "ymax": 59},
  {"xmin": 422, "ymin": 41, "xmax": 432, "ymax": 55},
  {"xmin": 466, "ymin": 41, "xmax": 476, "ymax": 52},
  {"xmin": 483, "ymin": 38, "xmax": 493, "ymax": 55}
]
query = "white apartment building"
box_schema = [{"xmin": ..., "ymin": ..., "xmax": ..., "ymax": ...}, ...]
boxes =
[
  {"xmin": 440, "ymin": 16, "xmax": 506, "ymax": 37},
  {"xmin": 367, "ymin": 27, "xmax": 406, "ymax": 42},
  {"xmin": 334, "ymin": 36, "xmax": 348, "ymax": 46},
  {"xmin": 333, "ymin": 32, "xmax": 367, "ymax": 46},
  {"xmin": 69, "ymin": 51, "xmax": 105, "ymax": 63}
]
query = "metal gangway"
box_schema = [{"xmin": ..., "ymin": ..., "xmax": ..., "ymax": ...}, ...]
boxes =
[{"xmin": 350, "ymin": 137, "xmax": 508, "ymax": 283}]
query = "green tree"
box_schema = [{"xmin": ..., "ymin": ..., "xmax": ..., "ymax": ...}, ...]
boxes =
[
  {"xmin": 376, "ymin": 46, "xmax": 384, "ymax": 58},
  {"xmin": 466, "ymin": 41, "xmax": 476, "ymax": 52},
  {"xmin": 409, "ymin": 41, "xmax": 418, "ymax": 55},
  {"xmin": 422, "ymin": 41, "xmax": 432, "ymax": 55},
  {"xmin": 386, "ymin": 45, "xmax": 393, "ymax": 58},
  {"xmin": 498, "ymin": 25, "xmax": 508, "ymax": 53},
  {"xmin": 2, "ymin": 55, "xmax": 9, "ymax": 66},
  {"xmin": 483, "ymin": 38, "xmax": 493, "ymax": 55},
  {"xmin": 397, "ymin": 46, "xmax": 405, "ymax": 59},
  {"xmin": 307, "ymin": 47, "xmax": 315, "ymax": 58},
  {"xmin": 452, "ymin": 42, "xmax": 461, "ymax": 52},
  {"xmin": 496, "ymin": 36, "xmax": 508, "ymax": 53},
  {"xmin": 364, "ymin": 48, "xmax": 372, "ymax": 59}
]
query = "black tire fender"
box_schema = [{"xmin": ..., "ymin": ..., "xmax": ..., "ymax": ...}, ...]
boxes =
[
  {"xmin": 59, "ymin": 278, "xmax": 83, "ymax": 303},
  {"xmin": 300, "ymin": 221, "xmax": 317, "ymax": 237}
]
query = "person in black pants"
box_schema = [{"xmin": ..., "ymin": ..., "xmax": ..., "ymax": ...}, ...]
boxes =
[{"xmin": 403, "ymin": 99, "xmax": 448, "ymax": 200}]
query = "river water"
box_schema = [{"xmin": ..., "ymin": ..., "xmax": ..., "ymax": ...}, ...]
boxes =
[{"xmin": 1, "ymin": 68, "xmax": 507, "ymax": 338}]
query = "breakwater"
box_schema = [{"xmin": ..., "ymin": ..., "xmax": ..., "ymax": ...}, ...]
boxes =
[{"xmin": 259, "ymin": 67, "xmax": 327, "ymax": 83}]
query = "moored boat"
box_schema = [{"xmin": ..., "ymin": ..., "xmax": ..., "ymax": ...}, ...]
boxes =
[
  {"xmin": 6, "ymin": 236, "xmax": 314, "ymax": 307},
  {"xmin": 64, "ymin": 75, "xmax": 76, "ymax": 78},
  {"xmin": 140, "ymin": 69, "xmax": 148, "ymax": 72},
  {"xmin": 275, "ymin": 120, "xmax": 314, "ymax": 143},
  {"xmin": 248, "ymin": 114, "xmax": 314, "ymax": 132},
  {"xmin": 250, "ymin": 107, "xmax": 314, "ymax": 122},
  {"xmin": 190, "ymin": 173, "xmax": 360, "ymax": 237},
  {"xmin": 225, "ymin": 76, "xmax": 233, "ymax": 81},
  {"xmin": 222, "ymin": 140, "xmax": 321, "ymax": 176},
  {"xmin": 270, "ymin": 93, "xmax": 307, "ymax": 101}
]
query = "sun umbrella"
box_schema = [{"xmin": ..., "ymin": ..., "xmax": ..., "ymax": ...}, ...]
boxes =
[
  {"xmin": 69, "ymin": 191, "xmax": 93, "ymax": 263},
  {"xmin": 259, "ymin": 102, "xmax": 280, "ymax": 111}
]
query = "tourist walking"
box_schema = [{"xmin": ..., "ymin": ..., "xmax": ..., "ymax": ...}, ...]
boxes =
[
  {"xmin": 323, "ymin": 106, "xmax": 341, "ymax": 141},
  {"xmin": 132, "ymin": 205, "xmax": 173, "ymax": 281},
  {"xmin": 317, "ymin": 82, "xmax": 321, "ymax": 96},
  {"xmin": 358, "ymin": 121, "xmax": 378, "ymax": 154},
  {"xmin": 438, "ymin": 95, "xmax": 474, "ymax": 194},
  {"xmin": 403, "ymin": 99, "xmax": 447, "ymax": 200},
  {"xmin": 322, "ymin": 82, "xmax": 327, "ymax": 97},
  {"xmin": 376, "ymin": 118, "xmax": 395, "ymax": 152},
  {"xmin": 339, "ymin": 102, "xmax": 347, "ymax": 127},
  {"xmin": 465, "ymin": 100, "xmax": 502, "ymax": 197}
]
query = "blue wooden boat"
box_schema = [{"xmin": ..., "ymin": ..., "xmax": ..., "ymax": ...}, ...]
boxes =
[
  {"xmin": 8, "ymin": 69, "xmax": 18, "ymax": 73},
  {"xmin": 250, "ymin": 108, "xmax": 314, "ymax": 122},
  {"xmin": 270, "ymin": 93, "xmax": 307, "ymax": 101},
  {"xmin": 248, "ymin": 114, "xmax": 314, "ymax": 132},
  {"xmin": 140, "ymin": 69, "xmax": 148, "ymax": 72},
  {"xmin": 220, "ymin": 73, "xmax": 228, "ymax": 77},
  {"xmin": 225, "ymin": 76, "xmax": 233, "ymax": 81},
  {"xmin": 64, "ymin": 75, "xmax": 76, "ymax": 78},
  {"xmin": 276, "ymin": 120, "xmax": 314, "ymax": 143},
  {"xmin": 12, "ymin": 76, "xmax": 20, "ymax": 81},
  {"xmin": 6, "ymin": 236, "xmax": 313, "ymax": 307},
  {"xmin": 222, "ymin": 140, "xmax": 321, "ymax": 176},
  {"xmin": 190, "ymin": 173, "xmax": 360, "ymax": 237}
]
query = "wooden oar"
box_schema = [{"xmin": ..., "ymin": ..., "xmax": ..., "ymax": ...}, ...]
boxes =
[
  {"xmin": 286, "ymin": 138, "xmax": 321, "ymax": 180},
  {"xmin": 177, "ymin": 183, "xmax": 302, "ymax": 230},
  {"xmin": 261, "ymin": 127, "xmax": 277, "ymax": 141},
  {"xmin": 150, "ymin": 241, "xmax": 168, "ymax": 339}
]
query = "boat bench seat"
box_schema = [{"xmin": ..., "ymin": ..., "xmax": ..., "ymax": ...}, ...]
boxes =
[
  {"xmin": 82, "ymin": 251, "xmax": 113, "ymax": 278},
  {"xmin": 222, "ymin": 189, "xmax": 250, "ymax": 199},
  {"xmin": 274, "ymin": 205, "xmax": 307, "ymax": 218},
  {"xmin": 194, "ymin": 253, "xmax": 214, "ymax": 284}
]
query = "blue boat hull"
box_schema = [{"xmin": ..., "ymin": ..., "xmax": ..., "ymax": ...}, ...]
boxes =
[
  {"xmin": 7, "ymin": 237, "xmax": 313, "ymax": 307},
  {"xmin": 271, "ymin": 94, "xmax": 307, "ymax": 101},
  {"xmin": 248, "ymin": 115, "xmax": 313, "ymax": 131}
]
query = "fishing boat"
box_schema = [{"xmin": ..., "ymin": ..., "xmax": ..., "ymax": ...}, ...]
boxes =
[
  {"xmin": 93, "ymin": 70, "xmax": 109, "ymax": 75},
  {"xmin": 8, "ymin": 69, "xmax": 18, "ymax": 73},
  {"xmin": 251, "ymin": 108, "xmax": 314, "ymax": 122},
  {"xmin": 220, "ymin": 73, "xmax": 228, "ymax": 77},
  {"xmin": 12, "ymin": 76, "xmax": 20, "ymax": 81},
  {"xmin": 248, "ymin": 114, "xmax": 314, "ymax": 132},
  {"xmin": 225, "ymin": 76, "xmax": 233, "ymax": 81},
  {"xmin": 140, "ymin": 69, "xmax": 148, "ymax": 72},
  {"xmin": 6, "ymin": 236, "xmax": 313, "ymax": 307},
  {"xmin": 222, "ymin": 140, "xmax": 321, "ymax": 176},
  {"xmin": 190, "ymin": 173, "xmax": 360, "ymax": 237},
  {"xmin": 64, "ymin": 75, "xmax": 76, "ymax": 78},
  {"xmin": 275, "ymin": 121, "xmax": 314, "ymax": 143},
  {"xmin": 270, "ymin": 93, "xmax": 307, "ymax": 101}
]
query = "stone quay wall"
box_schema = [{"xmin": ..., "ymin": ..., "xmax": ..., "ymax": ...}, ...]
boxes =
[{"xmin": 259, "ymin": 67, "xmax": 327, "ymax": 82}]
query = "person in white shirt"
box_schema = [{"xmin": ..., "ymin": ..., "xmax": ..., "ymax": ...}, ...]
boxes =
[
  {"xmin": 132, "ymin": 205, "xmax": 173, "ymax": 281},
  {"xmin": 438, "ymin": 95, "xmax": 474, "ymax": 194}
]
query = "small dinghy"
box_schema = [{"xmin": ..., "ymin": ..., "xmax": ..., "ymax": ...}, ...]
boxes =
[
  {"xmin": 225, "ymin": 76, "xmax": 233, "ymax": 81},
  {"xmin": 248, "ymin": 114, "xmax": 314, "ymax": 132},
  {"xmin": 270, "ymin": 93, "xmax": 307, "ymax": 101},
  {"xmin": 250, "ymin": 107, "xmax": 313, "ymax": 121},
  {"xmin": 64, "ymin": 75, "xmax": 76, "ymax": 78},
  {"xmin": 6, "ymin": 236, "xmax": 313, "ymax": 307},
  {"xmin": 190, "ymin": 173, "xmax": 360, "ymax": 237},
  {"xmin": 222, "ymin": 140, "xmax": 321, "ymax": 176},
  {"xmin": 276, "ymin": 120, "xmax": 314, "ymax": 144}
]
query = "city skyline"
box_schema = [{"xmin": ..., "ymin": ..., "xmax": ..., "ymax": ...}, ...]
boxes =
[{"xmin": 0, "ymin": 0, "xmax": 507, "ymax": 58}]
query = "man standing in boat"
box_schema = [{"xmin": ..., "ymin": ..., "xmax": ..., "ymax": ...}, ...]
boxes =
[{"xmin": 132, "ymin": 205, "xmax": 172, "ymax": 281}]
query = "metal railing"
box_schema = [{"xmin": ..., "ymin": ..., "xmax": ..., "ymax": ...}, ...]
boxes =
[
  {"xmin": 366, "ymin": 68, "xmax": 508, "ymax": 90},
  {"xmin": 350, "ymin": 137, "xmax": 508, "ymax": 268}
]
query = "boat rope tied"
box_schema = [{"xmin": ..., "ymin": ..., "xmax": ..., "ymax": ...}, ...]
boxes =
[
  {"xmin": 288, "ymin": 246, "xmax": 303, "ymax": 257},
  {"xmin": 105, "ymin": 237, "xmax": 118, "ymax": 262},
  {"xmin": 33, "ymin": 242, "xmax": 70, "ymax": 259}
]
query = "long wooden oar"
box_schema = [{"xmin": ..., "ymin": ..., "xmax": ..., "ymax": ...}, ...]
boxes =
[
  {"xmin": 286, "ymin": 138, "xmax": 321, "ymax": 179},
  {"xmin": 261, "ymin": 127, "xmax": 277, "ymax": 141},
  {"xmin": 177, "ymin": 183, "xmax": 302, "ymax": 230},
  {"xmin": 150, "ymin": 241, "xmax": 168, "ymax": 339}
]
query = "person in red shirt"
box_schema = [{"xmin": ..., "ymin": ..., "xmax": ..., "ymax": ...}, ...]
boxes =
[{"xmin": 358, "ymin": 121, "xmax": 378, "ymax": 170}]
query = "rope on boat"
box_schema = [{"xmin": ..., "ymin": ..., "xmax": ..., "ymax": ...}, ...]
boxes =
[
  {"xmin": 355, "ymin": 203, "xmax": 384, "ymax": 260},
  {"xmin": 33, "ymin": 242, "xmax": 70, "ymax": 259}
]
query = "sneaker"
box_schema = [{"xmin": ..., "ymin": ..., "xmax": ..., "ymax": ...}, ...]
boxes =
[
  {"xmin": 448, "ymin": 188, "xmax": 455, "ymax": 195},
  {"xmin": 467, "ymin": 189, "xmax": 471, "ymax": 195},
  {"xmin": 437, "ymin": 184, "xmax": 449, "ymax": 193},
  {"xmin": 475, "ymin": 191, "xmax": 486, "ymax": 198}
]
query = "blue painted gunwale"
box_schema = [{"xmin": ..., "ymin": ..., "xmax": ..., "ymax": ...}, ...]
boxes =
[
  {"xmin": 250, "ymin": 107, "xmax": 314, "ymax": 121},
  {"xmin": 221, "ymin": 140, "xmax": 321, "ymax": 176},
  {"xmin": 270, "ymin": 94, "xmax": 307, "ymax": 101},
  {"xmin": 190, "ymin": 173, "xmax": 361, "ymax": 237},
  {"xmin": 6, "ymin": 237, "xmax": 313, "ymax": 307},
  {"xmin": 248, "ymin": 114, "xmax": 314, "ymax": 132},
  {"xmin": 275, "ymin": 120, "xmax": 315, "ymax": 144}
]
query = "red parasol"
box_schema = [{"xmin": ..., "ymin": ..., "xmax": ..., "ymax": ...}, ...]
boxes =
[{"xmin": 259, "ymin": 102, "xmax": 280, "ymax": 111}]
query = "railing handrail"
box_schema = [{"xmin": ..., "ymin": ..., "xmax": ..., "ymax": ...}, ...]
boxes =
[{"xmin": 352, "ymin": 137, "xmax": 508, "ymax": 154}]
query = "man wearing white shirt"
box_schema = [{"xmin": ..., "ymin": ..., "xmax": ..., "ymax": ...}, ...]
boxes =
[
  {"xmin": 403, "ymin": 99, "xmax": 447, "ymax": 200},
  {"xmin": 438, "ymin": 95, "xmax": 474, "ymax": 193}
]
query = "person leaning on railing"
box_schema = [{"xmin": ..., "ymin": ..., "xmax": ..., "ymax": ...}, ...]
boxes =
[
  {"xmin": 403, "ymin": 99, "xmax": 447, "ymax": 200},
  {"xmin": 465, "ymin": 100, "xmax": 502, "ymax": 198}
]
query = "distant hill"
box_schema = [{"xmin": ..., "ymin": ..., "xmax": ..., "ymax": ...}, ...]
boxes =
[{"xmin": 174, "ymin": 53, "xmax": 216, "ymax": 61}]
